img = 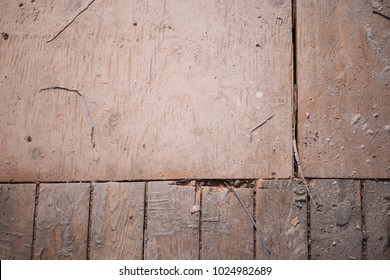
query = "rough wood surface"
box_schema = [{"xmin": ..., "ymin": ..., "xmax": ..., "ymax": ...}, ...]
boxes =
[
  {"xmin": 0, "ymin": 0, "xmax": 292, "ymax": 181},
  {"xmin": 33, "ymin": 183, "xmax": 90, "ymax": 259},
  {"xmin": 201, "ymin": 186, "xmax": 253, "ymax": 259},
  {"xmin": 310, "ymin": 180, "xmax": 362, "ymax": 260},
  {"xmin": 90, "ymin": 182, "xmax": 145, "ymax": 260},
  {"xmin": 144, "ymin": 181, "xmax": 199, "ymax": 259},
  {"xmin": 0, "ymin": 184, "xmax": 36, "ymax": 259},
  {"xmin": 297, "ymin": 0, "xmax": 390, "ymax": 178},
  {"xmin": 363, "ymin": 180, "xmax": 390, "ymax": 259},
  {"xmin": 256, "ymin": 180, "xmax": 307, "ymax": 259}
]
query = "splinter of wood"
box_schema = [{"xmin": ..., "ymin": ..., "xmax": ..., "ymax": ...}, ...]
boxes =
[
  {"xmin": 251, "ymin": 114, "xmax": 276, "ymax": 134},
  {"xmin": 223, "ymin": 183, "xmax": 271, "ymax": 260},
  {"xmin": 373, "ymin": 10, "xmax": 390, "ymax": 21},
  {"xmin": 46, "ymin": 0, "xmax": 96, "ymax": 43},
  {"xmin": 40, "ymin": 86, "xmax": 96, "ymax": 148}
]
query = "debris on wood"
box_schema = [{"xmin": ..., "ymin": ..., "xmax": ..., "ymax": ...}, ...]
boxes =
[
  {"xmin": 373, "ymin": 10, "xmax": 390, "ymax": 21},
  {"xmin": 250, "ymin": 114, "xmax": 276, "ymax": 134}
]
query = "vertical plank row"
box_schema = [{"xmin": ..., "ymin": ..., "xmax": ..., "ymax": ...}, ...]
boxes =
[
  {"xmin": 363, "ymin": 180, "xmax": 390, "ymax": 259},
  {"xmin": 201, "ymin": 187, "xmax": 253, "ymax": 260},
  {"xmin": 0, "ymin": 184, "xmax": 36, "ymax": 259},
  {"xmin": 256, "ymin": 180, "xmax": 308, "ymax": 259},
  {"xmin": 89, "ymin": 182, "xmax": 145, "ymax": 259},
  {"xmin": 33, "ymin": 183, "xmax": 90, "ymax": 259},
  {"xmin": 144, "ymin": 181, "xmax": 199, "ymax": 259},
  {"xmin": 310, "ymin": 180, "xmax": 362, "ymax": 259}
]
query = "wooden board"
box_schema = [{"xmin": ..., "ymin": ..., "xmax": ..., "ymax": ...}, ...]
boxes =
[
  {"xmin": 201, "ymin": 186, "xmax": 253, "ymax": 259},
  {"xmin": 0, "ymin": 0, "xmax": 293, "ymax": 182},
  {"xmin": 297, "ymin": 0, "xmax": 390, "ymax": 178},
  {"xmin": 144, "ymin": 181, "xmax": 199, "ymax": 259},
  {"xmin": 256, "ymin": 180, "xmax": 307, "ymax": 259},
  {"xmin": 89, "ymin": 182, "xmax": 145, "ymax": 260},
  {"xmin": 0, "ymin": 184, "xmax": 36, "ymax": 259},
  {"xmin": 310, "ymin": 180, "xmax": 362, "ymax": 259},
  {"xmin": 363, "ymin": 180, "xmax": 390, "ymax": 259},
  {"xmin": 33, "ymin": 183, "xmax": 90, "ymax": 259}
]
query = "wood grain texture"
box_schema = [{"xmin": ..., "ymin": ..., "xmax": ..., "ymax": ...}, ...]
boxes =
[
  {"xmin": 144, "ymin": 181, "xmax": 199, "ymax": 260},
  {"xmin": 256, "ymin": 180, "xmax": 308, "ymax": 259},
  {"xmin": 90, "ymin": 182, "xmax": 145, "ymax": 260},
  {"xmin": 363, "ymin": 180, "xmax": 390, "ymax": 259},
  {"xmin": 0, "ymin": 184, "xmax": 36, "ymax": 259},
  {"xmin": 201, "ymin": 187, "xmax": 253, "ymax": 259},
  {"xmin": 297, "ymin": 0, "xmax": 390, "ymax": 178},
  {"xmin": 33, "ymin": 183, "xmax": 90, "ymax": 259},
  {"xmin": 0, "ymin": 0, "xmax": 292, "ymax": 181},
  {"xmin": 310, "ymin": 180, "xmax": 362, "ymax": 260}
]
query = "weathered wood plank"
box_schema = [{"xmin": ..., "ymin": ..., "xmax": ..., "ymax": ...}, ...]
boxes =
[
  {"xmin": 363, "ymin": 180, "xmax": 390, "ymax": 259},
  {"xmin": 0, "ymin": 184, "xmax": 36, "ymax": 259},
  {"xmin": 89, "ymin": 182, "xmax": 145, "ymax": 260},
  {"xmin": 201, "ymin": 186, "xmax": 253, "ymax": 259},
  {"xmin": 33, "ymin": 183, "xmax": 90, "ymax": 259},
  {"xmin": 0, "ymin": 0, "xmax": 292, "ymax": 181},
  {"xmin": 297, "ymin": 0, "xmax": 390, "ymax": 178},
  {"xmin": 310, "ymin": 180, "xmax": 362, "ymax": 259},
  {"xmin": 256, "ymin": 180, "xmax": 308, "ymax": 259},
  {"xmin": 144, "ymin": 181, "xmax": 199, "ymax": 259}
]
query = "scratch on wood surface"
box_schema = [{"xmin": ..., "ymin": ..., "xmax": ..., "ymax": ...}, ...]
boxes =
[
  {"xmin": 46, "ymin": 0, "xmax": 96, "ymax": 43},
  {"xmin": 373, "ymin": 10, "xmax": 390, "ymax": 21},
  {"xmin": 222, "ymin": 183, "xmax": 271, "ymax": 260},
  {"xmin": 250, "ymin": 114, "xmax": 276, "ymax": 134},
  {"xmin": 39, "ymin": 86, "xmax": 96, "ymax": 148}
]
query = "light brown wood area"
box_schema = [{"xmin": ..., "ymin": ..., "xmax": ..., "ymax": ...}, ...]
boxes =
[
  {"xmin": 256, "ymin": 180, "xmax": 307, "ymax": 259},
  {"xmin": 310, "ymin": 180, "xmax": 362, "ymax": 260},
  {"xmin": 144, "ymin": 181, "xmax": 199, "ymax": 259},
  {"xmin": 297, "ymin": 0, "xmax": 390, "ymax": 178},
  {"xmin": 33, "ymin": 183, "xmax": 90, "ymax": 259},
  {"xmin": 0, "ymin": 184, "xmax": 36, "ymax": 260},
  {"xmin": 0, "ymin": 0, "xmax": 293, "ymax": 182},
  {"xmin": 90, "ymin": 182, "xmax": 145, "ymax": 260},
  {"xmin": 201, "ymin": 186, "xmax": 253, "ymax": 260}
]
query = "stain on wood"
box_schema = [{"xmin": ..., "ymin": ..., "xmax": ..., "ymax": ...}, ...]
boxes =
[
  {"xmin": 0, "ymin": 0, "xmax": 293, "ymax": 182},
  {"xmin": 256, "ymin": 180, "xmax": 308, "ymax": 259},
  {"xmin": 89, "ymin": 182, "xmax": 145, "ymax": 260},
  {"xmin": 310, "ymin": 180, "xmax": 362, "ymax": 260},
  {"xmin": 33, "ymin": 183, "xmax": 90, "ymax": 259},
  {"xmin": 297, "ymin": 0, "xmax": 390, "ymax": 178},
  {"xmin": 201, "ymin": 186, "xmax": 253, "ymax": 259},
  {"xmin": 144, "ymin": 181, "xmax": 199, "ymax": 259},
  {"xmin": 0, "ymin": 184, "xmax": 36, "ymax": 259},
  {"xmin": 363, "ymin": 180, "xmax": 390, "ymax": 259}
]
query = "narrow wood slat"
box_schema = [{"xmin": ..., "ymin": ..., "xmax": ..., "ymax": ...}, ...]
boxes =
[
  {"xmin": 310, "ymin": 180, "xmax": 362, "ymax": 259},
  {"xmin": 364, "ymin": 180, "xmax": 390, "ymax": 259},
  {"xmin": 256, "ymin": 180, "xmax": 308, "ymax": 259},
  {"xmin": 33, "ymin": 183, "xmax": 90, "ymax": 259},
  {"xmin": 144, "ymin": 181, "xmax": 199, "ymax": 259},
  {"xmin": 201, "ymin": 187, "xmax": 253, "ymax": 260},
  {"xmin": 90, "ymin": 182, "xmax": 145, "ymax": 259},
  {"xmin": 0, "ymin": 184, "xmax": 36, "ymax": 259}
]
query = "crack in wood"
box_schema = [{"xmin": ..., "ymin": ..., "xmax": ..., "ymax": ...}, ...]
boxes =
[{"xmin": 39, "ymin": 86, "xmax": 96, "ymax": 148}]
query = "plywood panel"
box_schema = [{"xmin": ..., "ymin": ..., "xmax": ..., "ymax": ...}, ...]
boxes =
[
  {"xmin": 201, "ymin": 186, "xmax": 253, "ymax": 259},
  {"xmin": 0, "ymin": 0, "xmax": 293, "ymax": 181},
  {"xmin": 256, "ymin": 180, "xmax": 307, "ymax": 259},
  {"xmin": 297, "ymin": 0, "xmax": 390, "ymax": 178},
  {"xmin": 90, "ymin": 182, "xmax": 145, "ymax": 260},
  {"xmin": 0, "ymin": 184, "xmax": 36, "ymax": 259},
  {"xmin": 144, "ymin": 181, "xmax": 199, "ymax": 260},
  {"xmin": 33, "ymin": 183, "xmax": 90, "ymax": 259},
  {"xmin": 363, "ymin": 180, "xmax": 390, "ymax": 259},
  {"xmin": 310, "ymin": 180, "xmax": 362, "ymax": 260}
]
